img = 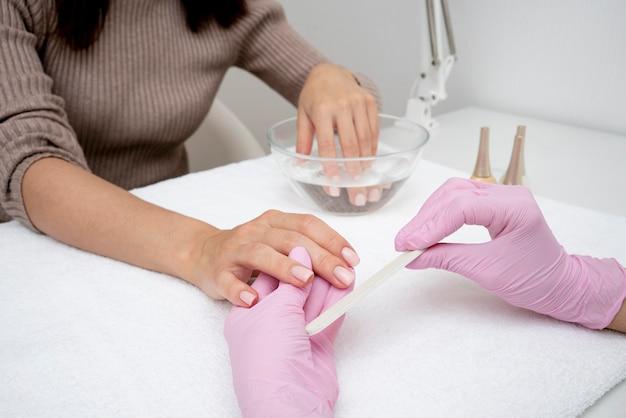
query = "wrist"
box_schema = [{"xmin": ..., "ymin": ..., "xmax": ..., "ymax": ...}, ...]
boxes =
[
  {"xmin": 309, "ymin": 63, "xmax": 356, "ymax": 84},
  {"xmin": 565, "ymin": 255, "xmax": 626, "ymax": 329},
  {"xmin": 172, "ymin": 220, "xmax": 220, "ymax": 288}
]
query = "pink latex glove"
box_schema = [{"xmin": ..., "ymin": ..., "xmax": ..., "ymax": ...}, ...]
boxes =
[
  {"xmin": 395, "ymin": 178, "xmax": 626, "ymax": 329},
  {"xmin": 224, "ymin": 247, "xmax": 353, "ymax": 418}
]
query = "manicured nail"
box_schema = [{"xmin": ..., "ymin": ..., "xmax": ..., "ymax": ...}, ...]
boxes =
[
  {"xmin": 239, "ymin": 291, "xmax": 256, "ymax": 306},
  {"xmin": 354, "ymin": 193, "xmax": 366, "ymax": 206},
  {"xmin": 329, "ymin": 186, "xmax": 341, "ymax": 197},
  {"xmin": 341, "ymin": 247, "xmax": 360, "ymax": 267},
  {"xmin": 334, "ymin": 266, "xmax": 355, "ymax": 286},
  {"xmin": 368, "ymin": 188, "xmax": 381, "ymax": 202},
  {"xmin": 291, "ymin": 265, "xmax": 314, "ymax": 283}
]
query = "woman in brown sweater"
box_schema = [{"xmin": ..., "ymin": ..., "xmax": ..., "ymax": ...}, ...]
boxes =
[{"xmin": 0, "ymin": 0, "xmax": 381, "ymax": 307}]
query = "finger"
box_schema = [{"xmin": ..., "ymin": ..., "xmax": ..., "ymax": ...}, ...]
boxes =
[
  {"xmin": 304, "ymin": 277, "xmax": 331, "ymax": 323},
  {"xmin": 336, "ymin": 110, "xmax": 362, "ymax": 177},
  {"xmin": 303, "ymin": 276, "xmax": 354, "ymax": 324},
  {"xmin": 262, "ymin": 228, "xmax": 354, "ymax": 289},
  {"xmin": 312, "ymin": 110, "xmax": 340, "ymax": 179},
  {"xmin": 347, "ymin": 187, "xmax": 368, "ymax": 207},
  {"xmin": 216, "ymin": 271, "xmax": 259, "ymax": 308},
  {"xmin": 353, "ymin": 100, "xmax": 374, "ymax": 169},
  {"xmin": 263, "ymin": 211, "xmax": 359, "ymax": 268},
  {"xmin": 395, "ymin": 178, "xmax": 486, "ymax": 250},
  {"xmin": 234, "ymin": 242, "xmax": 314, "ymax": 288},
  {"xmin": 296, "ymin": 108, "xmax": 315, "ymax": 155},
  {"xmin": 323, "ymin": 185, "xmax": 342, "ymax": 198},
  {"xmin": 289, "ymin": 246, "xmax": 313, "ymax": 269},
  {"xmin": 365, "ymin": 94, "xmax": 380, "ymax": 156},
  {"xmin": 397, "ymin": 191, "xmax": 498, "ymax": 251},
  {"xmin": 251, "ymin": 273, "xmax": 279, "ymax": 301},
  {"xmin": 366, "ymin": 186, "xmax": 383, "ymax": 203},
  {"xmin": 275, "ymin": 247, "xmax": 315, "ymax": 305},
  {"xmin": 313, "ymin": 281, "xmax": 355, "ymax": 343}
]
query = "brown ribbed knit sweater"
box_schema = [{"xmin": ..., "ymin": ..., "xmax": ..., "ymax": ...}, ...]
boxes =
[{"xmin": 0, "ymin": 0, "xmax": 378, "ymax": 229}]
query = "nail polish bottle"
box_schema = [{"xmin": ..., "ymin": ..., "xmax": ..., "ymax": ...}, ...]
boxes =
[
  {"xmin": 501, "ymin": 126, "xmax": 526, "ymax": 186},
  {"xmin": 470, "ymin": 127, "xmax": 497, "ymax": 184}
]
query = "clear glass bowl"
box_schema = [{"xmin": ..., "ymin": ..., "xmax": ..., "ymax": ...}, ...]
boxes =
[{"xmin": 268, "ymin": 114, "xmax": 429, "ymax": 214}]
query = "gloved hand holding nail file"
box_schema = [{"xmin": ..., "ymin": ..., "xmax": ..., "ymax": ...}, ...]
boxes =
[{"xmin": 395, "ymin": 178, "xmax": 626, "ymax": 330}]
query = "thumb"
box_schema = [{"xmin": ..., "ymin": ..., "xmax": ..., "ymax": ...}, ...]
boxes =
[
  {"xmin": 396, "ymin": 192, "xmax": 497, "ymax": 251},
  {"xmin": 276, "ymin": 247, "xmax": 315, "ymax": 305}
]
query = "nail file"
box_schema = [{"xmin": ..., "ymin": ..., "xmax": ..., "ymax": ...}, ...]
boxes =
[{"xmin": 305, "ymin": 249, "xmax": 423, "ymax": 336}]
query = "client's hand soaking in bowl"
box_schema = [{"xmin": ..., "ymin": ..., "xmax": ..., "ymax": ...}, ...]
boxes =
[{"xmin": 268, "ymin": 114, "xmax": 429, "ymax": 214}]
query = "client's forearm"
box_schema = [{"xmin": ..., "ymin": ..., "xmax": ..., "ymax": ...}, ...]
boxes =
[{"xmin": 22, "ymin": 157, "xmax": 214, "ymax": 283}]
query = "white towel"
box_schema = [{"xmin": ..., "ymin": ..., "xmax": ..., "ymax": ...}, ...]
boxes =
[{"xmin": 1, "ymin": 157, "xmax": 625, "ymax": 418}]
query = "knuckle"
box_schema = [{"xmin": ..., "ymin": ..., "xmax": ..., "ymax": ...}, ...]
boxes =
[
  {"xmin": 325, "ymin": 233, "xmax": 345, "ymax": 251},
  {"xmin": 317, "ymin": 251, "xmax": 337, "ymax": 270},
  {"xmin": 299, "ymin": 214, "xmax": 319, "ymax": 234},
  {"xmin": 442, "ymin": 177, "xmax": 467, "ymax": 190},
  {"xmin": 245, "ymin": 243, "xmax": 268, "ymax": 266},
  {"xmin": 350, "ymin": 93, "xmax": 364, "ymax": 105},
  {"xmin": 260, "ymin": 209, "xmax": 280, "ymax": 221},
  {"xmin": 336, "ymin": 98, "xmax": 351, "ymax": 110},
  {"xmin": 284, "ymin": 232, "xmax": 303, "ymax": 249},
  {"xmin": 248, "ymin": 241, "xmax": 267, "ymax": 256},
  {"xmin": 233, "ymin": 223, "xmax": 254, "ymax": 239},
  {"xmin": 314, "ymin": 101, "xmax": 334, "ymax": 116}
]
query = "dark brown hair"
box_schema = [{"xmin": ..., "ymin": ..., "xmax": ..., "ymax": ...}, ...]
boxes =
[{"xmin": 55, "ymin": 0, "xmax": 248, "ymax": 50}]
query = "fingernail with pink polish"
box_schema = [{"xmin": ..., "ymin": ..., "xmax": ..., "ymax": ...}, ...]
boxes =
[
  {"xmin": 291, "ymin": 265, "xmax": 314, "ymax": 283},
  {"xmin": 334, "ymin": 266, "xmax": 355, "ymax": 286},
  {"xmin": 329, "ymin": 186, "xmax": 341, "ymax": 197},
  {"xmin": 368, "ymin": 188, "xmax": 381, "ymax": 202},
  {"xmin": 239, "ymin": 291, "xmax": 256, "ymax": 306},
  {"xmin": 341, "ymin": 247, "xmax": 360, "ymax": 267},
  {"xmin": 354, "ymin": 193, "xmax": 366, "ymax": 206}
]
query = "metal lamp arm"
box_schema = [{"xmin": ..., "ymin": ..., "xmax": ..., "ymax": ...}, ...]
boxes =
[{"xmin": 405, "ymin": 0, "xmax": 457, "ymax": 131}]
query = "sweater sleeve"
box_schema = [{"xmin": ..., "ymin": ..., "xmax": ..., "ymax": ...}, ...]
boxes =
[
  {"xmin": 0, "ymin": 0, "xmax": 89, "ymax": 229},
  {"xmin": 234, "ymin": 0, "xmax": 380, "ymax": 106}
]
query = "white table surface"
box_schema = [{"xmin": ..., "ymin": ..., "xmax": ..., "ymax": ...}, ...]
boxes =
[
  {"xmin": 430, "ymin": 107, "xmax": 626, "ymax": 417},
  {"xmin": 1, "ymin": 108, "xmax": 625, "ymax": 417}
]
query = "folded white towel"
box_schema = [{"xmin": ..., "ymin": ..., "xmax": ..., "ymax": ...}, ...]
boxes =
[{"xmin": 1, "ymin": 157, "xmax": 625, "ymax": 418}]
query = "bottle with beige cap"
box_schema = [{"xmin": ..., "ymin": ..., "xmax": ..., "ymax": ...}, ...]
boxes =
[
  {"xmin": 501, "ymin": 125, "xmax": 526, "ymax": 185},
  {"xmin": 470, "ymin": 127, "xmax": 497, "ymax": 184}
]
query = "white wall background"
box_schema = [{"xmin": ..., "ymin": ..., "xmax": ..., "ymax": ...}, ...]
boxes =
[{"xmin": 214, "ymin": 0, "xmax": 626, "ymax": 150}]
